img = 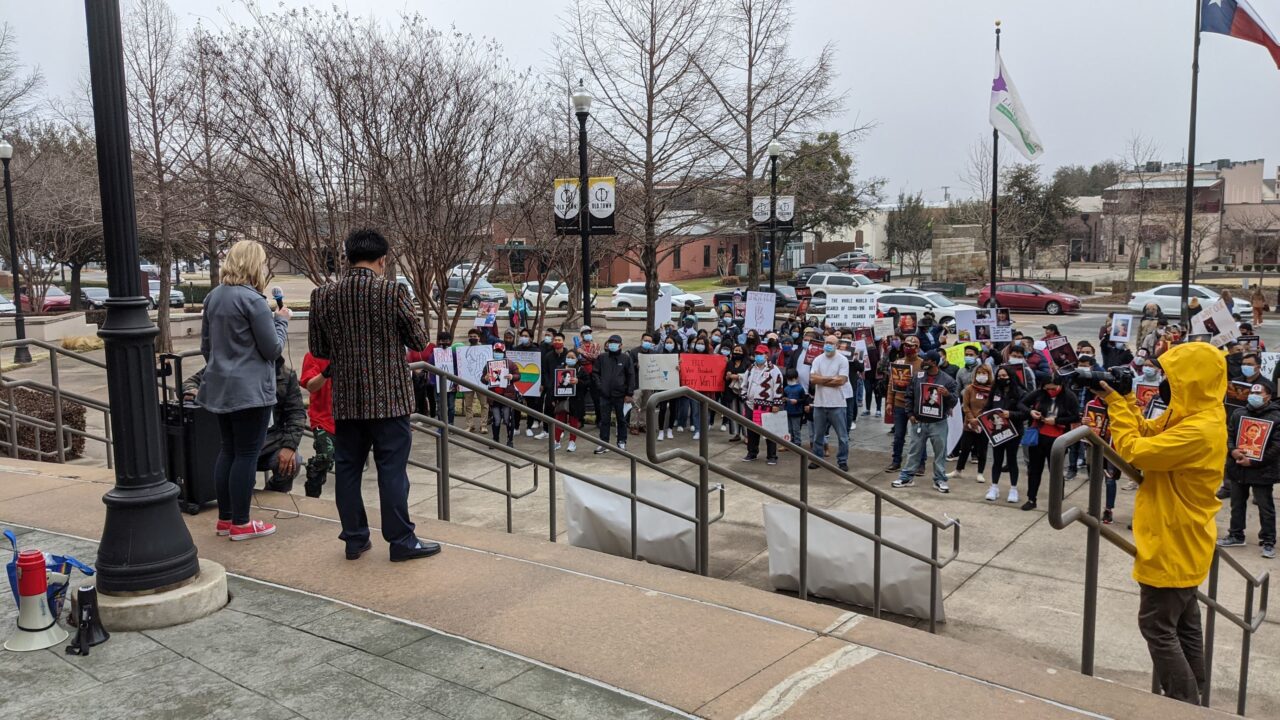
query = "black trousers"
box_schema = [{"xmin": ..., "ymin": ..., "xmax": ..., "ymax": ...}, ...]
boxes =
[
  {"xmin": 213, "ymin": 406, "xmax": 270, "ymax": 525},
  {"xmin": 1025, "ymin": 433, "xmax": 1057, "ymax": 502},
  {"xmin": 954, "ymin": 429, "xmax": 987, "ymax": 473},
  {"xmin": 1229, "ymin": 481, "xmax": 1277, "ymax": 546},
  {"xmin": 597, "ymin": 397, "xmax": 628, "ymax": 443},
  {"xmin": 1138, "ymin": 584, "xmax": 1205, "ymax": 705},
  {"xmin": 990, "ymin": 441, "xmax": 1020, "ymax": 487},
  {"xmin": 333, "ymin": 416, "xmax": 418, "ymax": 554}
]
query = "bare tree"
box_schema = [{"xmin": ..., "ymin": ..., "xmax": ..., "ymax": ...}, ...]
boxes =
[
  {"xmin": 1228, "ymin": 207, "xmax": 1280, "ymax": 285},
  {"xmin": 695, "ymin": 0, "xmax": 845, "ymax": 288},
  {"xmin": 1116, "ymin": 134, "xmax": 1160, "ymax": 289},
  {"xmin": 180, "ymin": 27, "xmax": 230, "ymax": 286},
  {"xmin": 124, "ymin": 0, "xmax": 192, "ymax": 352},
  {"xmin": 564, "ymin": 0, "xmax": 725, "ymax": 329},
  {"xmin": 0, "ymin": 24, "xmax": 43, "ymax": 135}
]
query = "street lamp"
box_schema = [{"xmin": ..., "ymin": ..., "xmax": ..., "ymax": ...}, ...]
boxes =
[
  {"xmin": 0, "ymin": 140, "xmax": 32, "ymax": 364},
  {"xmin": 767, "ymin": 138, "xmax": 782, "ymax": 292},
  {"xmin": 572, "ymin": 80, "xmax": 593, "ymax": 326},
  {"xmin": 85, "ymin": 0, "xmax": 199, "ymax": 593}
]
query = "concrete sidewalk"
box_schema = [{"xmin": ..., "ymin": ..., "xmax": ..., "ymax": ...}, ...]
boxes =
[{"xmin": 0, "ymin": 460, "xmax": 1232, "ymax": 718}]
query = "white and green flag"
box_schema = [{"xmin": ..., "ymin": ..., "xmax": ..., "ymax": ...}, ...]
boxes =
[{"xmin": 989, "ymin": 50, "xmax": 1044, "ymax": 161}]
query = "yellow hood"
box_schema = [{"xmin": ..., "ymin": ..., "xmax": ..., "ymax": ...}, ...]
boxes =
[{"xmin": 1152, "ymin": 342, "xmax": 1227, "ymax": 429}]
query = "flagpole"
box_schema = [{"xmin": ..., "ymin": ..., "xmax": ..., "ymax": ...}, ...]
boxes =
[
  {"xmin": 1180, "ymin": 0, "xmax": 1202, "ymax": 327},
  {"xmin": 989, "ymin": 20, "xmax": 1001, "ymax": 308}
]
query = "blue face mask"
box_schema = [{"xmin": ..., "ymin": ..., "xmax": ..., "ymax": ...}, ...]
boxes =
[
  {"xmin": 791, "ymin": 332, "xmax": 800, "ymax": 340},
  {"xmin": 642, "ymin": 341, "xmax": 654, "ymax": 350},
  {"xmin": 823, "ymin": 344, "xmax": 835, "ymax": 354},
  {"xmin": 964, "ymin": 356, "xmax": 977, "ymax": 367},
  {"xmin": 493, "ymin": 353, "xmax": 505, "ymax": 360},
  {"xmin": 664, "ymin": 342, "xmax": 675, "ymax": 350},
  {"xmin": 781, "ymin": 343, "xmax": 793, "ymax": 352},
  {"xmin": 754, "ymin": 354, "xmax": 767, "ymax": 365},
  {"xmin": 1243, "ymin": 365, "xmax": 1257, "ymax": 378},
  {"xmin": 711, "ymin": 335, "xmax": 721, "ymax": 344},
  {"xmin": 607, "ymin": 342, "xmax": 620, "ymax": 352},
  {"xmin": 566, "ymin": 358, "xmax": 578, "ymax": 367},
  {"xmin": 1248, "ymin": 393, "xmax": 1265, "ymax": 409},
  {"xmin": 695, "ymin": 343, "xmax": 706, "ymax": 352},
  {"xmin": 583, "ymin": 333, "xmax": 593, "ymax": 342},
  {"xmin": 1143, "ymin": 366, "xmax": 1157, "ymax": 379},
  {"xmin": 720, "ymin": 348, "xmax": 731, "ymax": 356}
]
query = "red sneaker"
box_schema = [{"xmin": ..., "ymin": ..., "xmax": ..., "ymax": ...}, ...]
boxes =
[
  {"xmin": 229, "ymin": 519, "xmax": 276, "ymax": 541},
  {"xmin": 216, "ymin": 520, "xmax": 232, "ymax": 536}
]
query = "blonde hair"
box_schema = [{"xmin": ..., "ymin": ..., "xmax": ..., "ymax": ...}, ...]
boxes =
[{"xmin": 221, "ymin": 240, "xmax": 268, "ymax": 293}]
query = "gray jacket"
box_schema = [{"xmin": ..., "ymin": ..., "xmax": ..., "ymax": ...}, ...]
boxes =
[{"xmin": 198, "ymin": 284, "xmax": 288, "ymax": 413}]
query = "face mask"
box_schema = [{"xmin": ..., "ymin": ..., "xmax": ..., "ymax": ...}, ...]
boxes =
[
  {"xmin": 711, "ymin": 335, "xmax": 721, "ymax": 344},
  {"xmin": 1078, "ymin": 354, "xmax": 1093, "ymax": 364},
  {"xmin": 566, "ymin": 358, "xmax": 578, "ymax": 367},
  {"xmin": 664, "ymin": 342, "xmax": 675, "ymax": 351},
  {"xmin": 642, "ymin": 340, "xmax": 654, "ymax": 350},
  {"xmin": 1247, "ymin": 393, "xmax": 1265, "ymax": 409},
  {"xmin": 469, "ymin": 337, "xmax": 479, "ymax": 345},
  {"xmin": 723, "ymin": 317, "xmax": 733, "ymax": 325},
  {"xmin": 543, "ymin": 335, "xmax": 552, "ymax": 344},
  {"xmin": 733, "ymin": 353, "xmax": 743, "ymax": 360},
  {"xmin": 695, "ymin": 343, "xmax": 706, "ymax": 352},
  {"xmin": 518, "ymin": 338, "xmax": 530, "ymax": 346},
  {"xmin": 720, "ymin": 349, "xmax": 731, "ymax": 356},
  {"xmin": 1046, "ymin": 387, "xmax": 1061, "ymax": 398},
  {"xmin": 1143, "ymin": 366, "xmax": 1157, "ymax": 380},
  {"xmin": 905, "ymin": 346, "xmax": 918, "ymax": 355},
  {"xmin": 975, "ymin": 374, "xmax": 991, "ymax": 385},
  {"xmin": 1158, "ymin": 379, "xmax": 1171, "ymax": 405},
  {"xmin": 767, "ymin": 338, "xmax": 777, "ymax": 347},
  {"xmin": 964, "ymin": 356, "xmax": 977, "ymax": 367},
  {"xmin": 493, "ymin": 352, "xmax": 505, "ymax": 360},
  {"xmin": 996, "ymin": 376, "xmax": 1010, "ymax": 386},
  {"xmin": 552, "ymin": 341, "xmax": 564, "ymax": 350},
  {"xmin": 583, "ymin": 333, "xmax": 593, "ymax": 342},
  {"xmin": 754, "ymin": 354, "xmax": 766, "ymax": 365},
  {"xmin": 1243, "ymin": 365, "xmax": 1257, "ymax": 378},
  {"xmin": 791, "ymin": 332, "xmax": 800, "ymax": 340},
  {"xmin": 607, "ymin": 342, "xmax": 620, "ymax": 352},
  {"xmin": 890, "ymin": 339, "xmax": 901, "ymax": 349},
  {"xmin": 823, "ymin": 344, "xmax": 835, "ymax": 354},
  {"xmin": 1010, "ymin": 357, "xmax": 1024, "ymax": 365}
]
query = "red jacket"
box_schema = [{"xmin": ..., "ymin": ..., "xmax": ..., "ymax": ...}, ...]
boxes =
[{"xmin": 299, "ymin": 353, "xmax": 335, "ymax": 434}]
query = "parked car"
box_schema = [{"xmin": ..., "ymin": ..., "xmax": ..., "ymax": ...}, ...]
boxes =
[
  {"xmin": 1127, "ymin": 283, "xmax": 1221, "ymax": 318},
  {"xmin": 148, "ymin": 280, "xmax": 185, "ymax": 308},
  {"xmin": 434, "ymin": 276, "xmax": 508, "ymax": 309},
  {"xmin": 610, "ymin": 282, "xmax": 706, "ymax": 310},
  {"xmin": 19, "ymin": 286, "xmax": 72, "ymax": 313},
  {"xmin": 843, "ymin": 261, "xmax": 891, "ymax": 282},
  {"xmin": 517, "ymin": 280, "xmax": 597, "ymax": 310},
  {"xmin": 875, "ymin": 289, "xmax": 974, "ymax": 332},
  {"xmin": 828, "ymin": 251, "xmax": 872, "ymax": 266},
  {"xmin": 0, "ymin": 292, "xmax": 15, "ymax": 314},
  {"xmin": 448, "ymin": 262, "xmax": 492, "ymax": 280},
  {"xmin": 395, "ymin": 275, "xmax": 417, "ymax": 303},
  {"xmin": 804, "ymin": 272, "xmax": 889, "ymax": 300},
  {"xmin": 788, "ymin": 263, "xmax": 840, "ymax": 287},
  {"xmin": 81, "ymin": 287, "xmax": 110, "ymax": 309},
  {"xmin": 712, "ymin": 285, "xmax": 800, "ymax": 310},
  {"xmin": 975, "ymin": 282, "xmax": 1081, "ymax": 315}
]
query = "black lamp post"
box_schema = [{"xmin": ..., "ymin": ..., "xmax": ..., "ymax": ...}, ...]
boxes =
[
  {"xmin": 767, "ymin": 139, "xmax": 782, "ymax": 292},
  {"xmin": 572, "ymin": 81, "xmax": 593, "ymax": 326},
  {"xmin": 85, "ymin": 0, "xmax": 199, "ymax": 593},
  {"xmin": 0, "ymin": 141, "xmax": 32, "ymax": 364}
]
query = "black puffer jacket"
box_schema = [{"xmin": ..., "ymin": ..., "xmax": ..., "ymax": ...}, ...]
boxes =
[{"xmin": 1226, "ymin": 400, "xmax": 1280, "ymax": 486}]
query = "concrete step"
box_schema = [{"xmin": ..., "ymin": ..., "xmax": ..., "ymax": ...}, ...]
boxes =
[{"xmin": 0, "ymin": 458, "xmax": 1233, "ymax": 718}]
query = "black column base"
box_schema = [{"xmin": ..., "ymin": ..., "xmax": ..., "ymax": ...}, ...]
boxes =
[{"xmin": 96, "ymin": 480, "xmax": 200, "ymax": 593}]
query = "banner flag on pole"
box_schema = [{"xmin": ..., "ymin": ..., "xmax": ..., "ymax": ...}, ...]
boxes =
[
  {"xmin": 989, "ymin": 50, "xmax": 1044, "ymax": 161},
  {"xmin": 1201, "ymin": 0, "xmax": 1280, "ymax": 70}
]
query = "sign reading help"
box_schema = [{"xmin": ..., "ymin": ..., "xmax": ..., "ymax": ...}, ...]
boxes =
[
  {"xmin": 638, "ymin": 354, "xmax": 680, "ymax": 390},
  {"xmin": 679, "ymin": 353, "xmax": 727, "ymax": 392}
]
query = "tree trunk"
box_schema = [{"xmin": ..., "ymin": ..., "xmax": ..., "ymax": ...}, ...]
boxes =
[
  {"xmin": 207, "ymin": 225, "xmax": 220, "ymax": 287},
  {"xmin": 642, "ymin": 240, "xmax": 658, "ymax": 331},
  {"xmin": 68, "ymin": 264, "xmax": 84, "ymax": 311},
  {"xmin": 747, "ymin": 227, "xmax": 760, "ymax": 291}
]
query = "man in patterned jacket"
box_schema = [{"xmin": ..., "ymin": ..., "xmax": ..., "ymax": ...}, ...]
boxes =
[{"xmin": 309, "ymin": 228, "xmax": 438, "ymax": 562}]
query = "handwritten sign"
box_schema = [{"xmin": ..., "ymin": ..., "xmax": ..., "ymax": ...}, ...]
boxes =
[
  {"xmin": 679, "ymin": 353, "xmax": 727, "ymax": 392},
  {"xmin": 824, "ymin": 295, "xmax": 878, "ymax": 328},
  {"xmin": 638, "ymin": 353, "xmax": 680, "ymax": 390},
  {"xmin": 455, "ymin": 344, "xmax": 494, "ymax": 392},
  {"xmin": 872, "ymin": 317, "xmax": 895, "ymax": 340},
  {"xmin": 945, "ymin": 342, "xmax": 979, "ymax": 368},
  {"xmin": 745, "ymin": 291, "xmax": 776, "ymax": 332},
  {"xmin": 506, "ymin": 349, "xmax": 542, "ymax": 397},
  {"xmin": 1192, "ymin": 298, "xmax": 1239, "ymax": 347},
  {"xmin": 1261, "ymin": 352, "xmax": 1280, "ymax": 381},
  {"xmin": 432, "ymin": 347, "xmax": 456, "ymax": 391}
]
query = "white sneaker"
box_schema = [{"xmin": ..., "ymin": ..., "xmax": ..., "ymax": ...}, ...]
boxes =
[
  {"xmin": 657, "ymin": 432, "xmax": 665, "ymax": 442},
  {"xmin": 849, "ymin": 422, "xmax": 857, "ymax": 431},
  {"xmin": 693, "ymin": 430, "xmax": 700, "ymax": 440},
  {"xmin": 720, "ymin": 422, "xmax": 729, "ymax": 432},
  {"xmin": 567, "ymin": 441, "xmax": 576, "ymax": 452},
  {"xmin": 976, "ymin": 472, "xmax": 986, "ymax": 484},
  {"xmin": 666, "ymin": 428, "xmax": 674, "ymax": 439},
  {"xmin": 1007, "ymin": 487, "xmax": 1020, "ymax": 504},
  {"xmin": 534, "ymin": 431, "xmax": 549, "ymax": 440},
  {"xmin": 985, "ymin": 485, "xmax": 999, "ymax": 501},
  {"xmin": 526, "ymin": 428, "xmax": 534, "ymax": 437},
  {"xmin": 875, "ymin": 410, "xmax": 882, "ymax": 418},
  {"xmin": 676, "ymin": 425, "xmax": 684, "ymax": 432},
  {"xmin": 945, "ymin": 470, "xmax": 961, "ymax": 480},
  {"xmin": 617, "ymin": 441, "xmax": 627, "ymax": 451},
  {"xmin": 553, "ymin": 442, "xmax": 561, "ymax": 451}
]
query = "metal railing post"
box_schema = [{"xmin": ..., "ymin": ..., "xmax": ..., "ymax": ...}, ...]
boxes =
[
  {"xmin": 1239, "ymin": 583, "xmax": 1255, "ymax": 716},
  {"xmin": 1081, "ymin": 441, "xmax": 1103, "ymax": 677},
  {"xmin": 697, "ymin": 400, "xmax": 709, "ymax": 576},
  {"xmin": 1202, "ymin": 552, "xmax": 1219, "ymax": 707},
  {"xmin": 630, "ymin": 457, "xmax": 638, "ymax": 560},
  {"xmin": 435, "ymin": 378, "xmax": 450, "ymax": 521},
  {"xmin": 873, "ymin": 494, "xmax": 882, "ymax": 618},
  {"xmin": 49, "ymin": 349, "xmax": 65, "ymax": 463},
  {"xmin": 799, "ymin": 451, "xmax": 809, "ymax": 602},
  {"xmin": 547, "ymin": 418, "xmax": 557, "ymax": 543}
]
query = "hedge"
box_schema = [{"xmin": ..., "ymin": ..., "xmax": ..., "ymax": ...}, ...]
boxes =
[{"xmin": 0, "ymin": 386, "xmax": 87, "ymax": 461}]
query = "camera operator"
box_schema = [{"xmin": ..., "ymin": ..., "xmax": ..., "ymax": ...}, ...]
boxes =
[{"xmin": 1090, "ymin": 342, "xmax": 1226, "ymax": 705}]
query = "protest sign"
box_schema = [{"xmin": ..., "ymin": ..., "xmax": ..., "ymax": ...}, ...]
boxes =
[
  {"xmin": 1239, "ymin": 335, "xmax": 1261, "ymax": 353},
  {"xmin": 1192, "ymin": 298, "xmax": 1238, "ymax": 347},
  {"xmin": 1226, "ymin": 380, "xmax": 1252, "ymax": 408},
  {"xmin": 506, "ymin": 350, "xmax": 542, "ymax": 397},
  {"xmin": 638, "ymin": 353, "xmax": 680, "ymax": 390},
  {"xmin": 474, "ymin": 300, "xmax": 499, "ymax": 327},
  {"xmin": 679, "ymin": 353, "xmax": 727, "ymax": 392},
  {"xmin": 979, "ymin": 410, "xmax": 1018, "ymax": 446},
  {"xmin": 1045, "ymin": 336, "xmax": 1077, "ymax": 368},
  {"xmin": 1262, "ymin": 352, "xmax": 1280, "ymax": 380},
  {"xmin": 1237, "ymin": 417, "xmax": 1274, "ymax": 461},
  {"xmin": 945, "ymin": 342, "xmax": 979, "ymax": 368},
  {"xmin": 897, "ymin": 312, "xmax": 917, "ymax": 334},
  {"xmin": 554, "ymin": 368, "xmax": 576, "ymax": 397},
  {"xmin": 432, "ymin": 347, "xmax": 456, "ymax": 391},
  {"xmin": 1134, "ymin": 382, "xmax": 1160, "ymax": 410},
  {"xmin": 872, "ymin": 317, "xmax": 895, "ymax": 340},
  {"xmin": 654, "ymin": 288, "xmax": 673, "ymax": 327},
  {"xmin": 1109, "ymin": 314, "xmax": 1134, "ymax": 344},
  {"xmin": 485, "ymin": 360, "xmax": 511, "ymax": 388},
  {"xmin": 455, "ymin": 344, "xmax": 493, "ymax": 392},
  {"xmin": 824, "ymin": 295, "xmax": 878, "ymax": 328},
  {"xmin": 804, "ymin": 343, "xmax": 823, "ymax": 365},
  {"xmin": 955, "ymin": 308, "xmax": 977, "ymax": 341},
  {"xmin": 991, "ymin": 325, "xmax": 1013, "ymax": 342},
  {"xmin": 918, "ymin": 383, "xmax": 945, "ymax": 419},
  {"xmin": 745, "ymin": 291, "xmax": 777, "ymax": 332}
]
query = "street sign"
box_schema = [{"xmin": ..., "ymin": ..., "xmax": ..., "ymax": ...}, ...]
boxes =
[
  {"xmin": 554, "ymin": 178, "xmax": 579, "ymax": 235},
  {"xmin": 751, "ymin": 196, "xmax": 770, "ymax": 223},
  {"xmin": 776, "ymin": 195, "xmax": 795, "ymax": 231},
  {"xmin": 588, "ymin": 176, "xmax": 616, "ymax": 235}
]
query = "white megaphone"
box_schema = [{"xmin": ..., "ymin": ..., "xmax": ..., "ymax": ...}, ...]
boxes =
[{"xmin": 4, "ymin": 549, "xmax": 68, "ymax": 651}]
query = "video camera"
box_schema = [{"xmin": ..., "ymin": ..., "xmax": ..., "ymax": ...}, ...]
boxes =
[{"xmin": 1066, "ymin": 365, "xmax": 1135, "ymax": 396}]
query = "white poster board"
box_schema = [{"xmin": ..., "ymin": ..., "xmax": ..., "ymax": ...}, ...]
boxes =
[
  {"xmin": 745, "ymin": 291, "xmax": 776, "ymax": 333},
  {"xmin": 872, "ymin": 317, "xmax": 895, "ymax": 340},
  {"xmin": 432, "ymin": 347, "xmax": 456, "ymax": 391},
  {"xmin": 455, "ymin": 344, "xmax": 494, "ymax": 392},
  {"xmin": 761, "ymin": 410, "xmax": 790, "ymax": 442},
  {"xmin": 1109, "ymin": 314, "xmax": 1134, "ymax": 344},
  {"xmin": 1192, "ymin": 299, "xmax": 1239, "ymax": 347},
  {"xmin": 506, "ymin": 349, "xmax": 542, "ymax": 397},
  {"xmin": 954, "ymin": 308, "xmax": 977, "ymax": 342},
  {"xmin": 638, "ymin": 353, "xmax": 680, "ymax": 390},
  {"xmin": 1261, "ymin": 352, "xmax": 1280, "ymax": 381},
  {"xmin": 654, "ymin": 288, "xmax": 673, "ymax": 327},
  {"xmin": 824, "ymin": 295, "xmax": 878, "ymax": 329}
]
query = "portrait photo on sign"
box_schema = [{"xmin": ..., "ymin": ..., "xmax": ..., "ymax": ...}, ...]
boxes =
[
  {"xmin": 918, "ymin": 383, "xmax": 944, "ymax": 419},
  {"xmin": 979, "ymin": 410, "xmax": 1017, "ymax": 446},
  {"xmin": 974, "ymin": 324, "xmax": 991, "ymax": 341},
  {"xmin": 1144, "ymin": 399, "xmax": 1168, "ymax": 420},
  {"xmin": 1239, "ymin": 335, "xmax": 1261, "ymax": 353},
  {"xmin": 1045, "ymin": 336, "xmax": 1076, "ymax": 367},
  {"xmin": 889, "ymin": 362, "xmax": 913, "ymax": 390},
  {"xmin": 1083, "ymin": 404, "xmax": 1109, "ymax": 440},
  {"xmin": 485, "ymin": 360, "xmax": 510, "ymax": 388},
  {"xmin": 898, "ymin": 312, "xmax": 917, "ymax": 334},
  {"xmin": 555, "ymin": 368, "xmax": 576, "ymax": 396},
  {"xmin": 995, "ymin": 308, "xmax": 1011, "ymax": 327},
  {"xmin": 1109, "ymin": 314, "xmax": 1133, "ymax": 343},
  {"xmin": 974, "ymin": 308, "xmax": 994, "ymax": 325},
  {"xmin": 1134, "ymin": 382, "xmax": 1160, "ymax": 410},
  {"xmin": 1237, "ymin": 416, "xmax": 1273, "ymax": 462},
  {"xmin": 1226, "ymin": 380, "xmax": 1253, "ymax": 408}
]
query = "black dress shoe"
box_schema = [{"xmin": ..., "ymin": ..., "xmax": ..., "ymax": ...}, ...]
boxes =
[
  {"xmin": 391, "ymin": 540, "xmax": 442, "ymax": 562},
  {"xmin": 345, "ymin": 540, "xmax": 372, "ymax": 560}
]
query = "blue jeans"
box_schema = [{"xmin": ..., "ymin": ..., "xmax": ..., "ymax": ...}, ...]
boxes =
[
  {"xmin": 898, "ymin": 420, "xmax": 948, "ymax": 485},
  {"xmin": 891, "ymin": 407, "xmax": 928, "ymax": 466},
  {"xmin": 213, "ymin": 406, "xmax": 271, "ymax": 525},
  {"xmin": 812, "ymin": 406, "xmax": 849, "ymax": 465},
  {"xmin": 845, "ymin": 397, "xmax": 859, "ymax": 425},
  {"xmin": 787, "ymin": 414, "xmax": 804, "ymax": 445}
]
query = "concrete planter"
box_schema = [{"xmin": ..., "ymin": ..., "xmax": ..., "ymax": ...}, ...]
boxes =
[{"xmin": 0, "ymin": 312, "xmax": 96, "ymax": 343}]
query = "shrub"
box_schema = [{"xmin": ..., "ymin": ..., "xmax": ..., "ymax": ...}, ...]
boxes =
[
  {"xmin": 0, "ymin": 386, "xmax": 87, "ymax": 461},
  {"xmin": 84, "ymin": 309, "xmax": 106, "ymax": 327}
]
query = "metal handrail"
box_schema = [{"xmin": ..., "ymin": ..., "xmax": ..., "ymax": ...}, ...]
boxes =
[
  {"xmin": 645, "ymin": 386, "xmax": 961, "ymax": 632},
  {"xmin": 408, "ymin": 361, "xmax": 725, "ymax": 562},
  {"xmin": 0, "ymin": 338, "xmax": 115, "ymax": 467},
  {"xmin": 1049, "ymin": 424, "xmax": 1270, "ymax": 716}
]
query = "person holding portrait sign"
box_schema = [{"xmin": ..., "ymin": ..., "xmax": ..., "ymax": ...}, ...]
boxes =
[
  {"xmin": 1218, "ymin": 379, "xmax": 1278, "ymax": 559},
  {"xmin": 551, "ymin": 349, "xmax": 587, "ymax": 452}
]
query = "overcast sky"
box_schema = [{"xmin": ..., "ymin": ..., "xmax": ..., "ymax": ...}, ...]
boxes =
[{"xmin": 10, "ymin": 0, "xmax": 1280, "ymax": 202}]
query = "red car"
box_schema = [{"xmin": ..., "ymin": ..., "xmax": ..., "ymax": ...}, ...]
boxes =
[
  {"xmin": 18, "ymin": 286, "xmax": 72, "ymax": 313},
  {"xmin": 843, "ymin": 261, "xmax": 891, "ymax": 282},
  {"xmin": 975, "ymin": 282, "xmax": 1080, "ymax": 316}
]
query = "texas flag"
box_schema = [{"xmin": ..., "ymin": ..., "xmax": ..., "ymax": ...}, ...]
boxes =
[{"xmin": 1201, "ymin": 0, "xmax": 1280, "ymax": 69}]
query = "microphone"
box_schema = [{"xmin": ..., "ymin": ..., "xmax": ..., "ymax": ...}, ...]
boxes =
[{"xmin": 271, "ymin": 286, "xmax": 284, "ymax": 310}]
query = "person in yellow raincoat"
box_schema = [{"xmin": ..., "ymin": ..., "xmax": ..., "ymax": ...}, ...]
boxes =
[{"xmin": 1095, "ymin": 341, "xmax": 1225, "ymax": 705}]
